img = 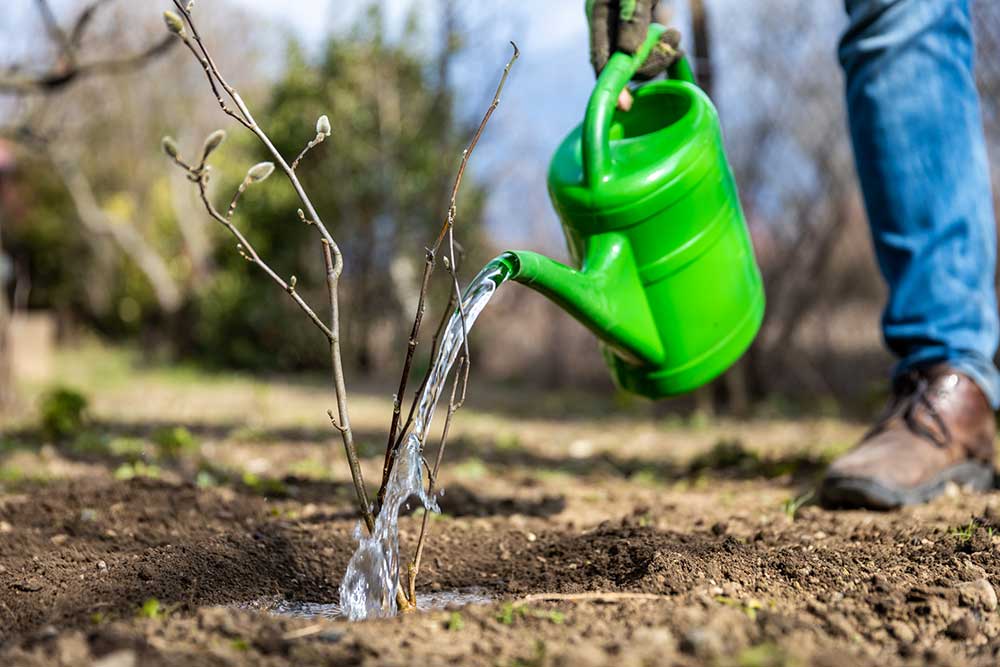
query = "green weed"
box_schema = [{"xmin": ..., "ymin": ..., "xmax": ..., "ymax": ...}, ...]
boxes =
[
  {"xmin": 780, "ymin": 491, "xmax": 814, "ymax": 521},
  {"xmin": 152, "ymin": 426, "xmax": 199, "ymax": 459},
  {"xmin": 114, "ymin": 462, "xmax": 161, "ymax": 480},
  {"xmin": 39, "ymin": 387, "xmax": 88, "ymax": 440},
  {"xmin": 496, "ymin": 603, "xmax": 565, "ymax": 626},
  {"xmin": 139, "ymin": 598, "xmax": 164, "ymax": 619},
  {"xmin": 447, "ymin": 611, "xmax": 464, "ymax": 631}
]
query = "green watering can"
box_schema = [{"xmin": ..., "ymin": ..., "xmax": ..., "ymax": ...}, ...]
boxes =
[{"xmin": 498, "ymin": 25, "xmax": 765, "ymax": 398}]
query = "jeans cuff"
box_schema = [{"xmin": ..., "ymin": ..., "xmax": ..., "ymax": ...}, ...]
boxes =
[{"xmin": 894, "ymin": 352, "xmax": 1000, "ymax": 409}]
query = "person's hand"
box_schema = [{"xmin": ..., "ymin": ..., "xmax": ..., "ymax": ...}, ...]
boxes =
[{"xmin": 586, "ymin": 0, "xmax": 683, "ymax": 108}]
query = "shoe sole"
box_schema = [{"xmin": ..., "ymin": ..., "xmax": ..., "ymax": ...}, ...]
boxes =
[{"xmin": 819, "ymin": 462, "xmax": 996, "ymax": 510}]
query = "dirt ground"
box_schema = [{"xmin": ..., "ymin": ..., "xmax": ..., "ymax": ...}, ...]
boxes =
[{"xmin": 2, "ymin": 344, "xmax": 1000, "ymax": 667}]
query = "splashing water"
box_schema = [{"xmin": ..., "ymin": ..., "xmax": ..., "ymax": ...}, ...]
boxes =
[{"xmin": 338, "ymin": 257, "xmax": 512, "ymax": 620}]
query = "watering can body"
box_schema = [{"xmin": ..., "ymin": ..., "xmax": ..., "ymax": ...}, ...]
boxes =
[{"xmin": 502, "ymin": 26, "xmax": 764, "ymax": 398}]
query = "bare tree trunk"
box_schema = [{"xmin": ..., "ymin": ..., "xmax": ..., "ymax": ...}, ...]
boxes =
[
  {"xmin": 0, "ymin": 225, "xmax": 12, "ymax": 409},
  {"xmin": 52, "ymin": 153, "xmax": 183, "ymax": 315},
  {"xmin": 689, "ymin": 0, "xmax": 714, "ymax": 98}
]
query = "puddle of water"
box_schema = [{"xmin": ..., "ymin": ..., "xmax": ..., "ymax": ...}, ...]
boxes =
[
  {"xmin": 338, "ymin": 259, "xmax": 512, "ymax": 620},
  {"xmin": 244, "ymin": 588, "xmax": 494, "ymax": 621}
]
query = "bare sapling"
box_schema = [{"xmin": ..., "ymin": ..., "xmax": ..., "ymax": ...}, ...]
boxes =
[
  {"xmin": 160, "ymin": 0, "xmax": 520, "ymax": 616},
  {"xmin": 381, "ymin": 44, "xmax": 520, "ymax": 611}
]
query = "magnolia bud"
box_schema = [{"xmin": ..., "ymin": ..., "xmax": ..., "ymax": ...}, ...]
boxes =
[
  {"xmin": 161, "ymin": 136, "xmax": 179, "ymax": 159},
  {"xmin": 289, "ymin": 275, "xmax": 297, "ymax": 290},
  {"xmin": 316, "ymin": 114, "xmax": 331, "ymax": 137},
  {"xmin": 163, "ymin": 11, "xmax": 185, "ymax": 36},
  {"xmin": 246, "ymin": 162, "xmax": 275, "ymax": 183},
  {"xmin": 201, "ymin": 130, "xmax": 226, "ymax": 162}
]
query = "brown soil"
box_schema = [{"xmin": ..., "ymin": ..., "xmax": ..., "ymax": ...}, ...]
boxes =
[
  {"xmin": 2, "ymin": 474, "xmax": 1000, "ymax": 667},
  {"xmin": 3, "ymin": 348, "xmax": 1000, "ymax": 666}
]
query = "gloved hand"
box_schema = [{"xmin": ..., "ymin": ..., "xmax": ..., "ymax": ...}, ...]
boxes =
[{"xmin": 586, "ymin": 0, "xmax": 683, "ymax": 79}]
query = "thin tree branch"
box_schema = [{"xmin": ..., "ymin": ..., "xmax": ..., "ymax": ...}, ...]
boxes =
[
  {"xmin": 377, "ymin": 42, "xmax": 518, "ymax": 511},
  {"xmin": 0, "ymin": 35, "xmax": 177, "ymax": 94},
  {"xmin": 167, "ymin": 4, "xmax": 372, "ymax": 533},
  {"xmin": 191, "ymin": 171, "xmax": 333, "ymax": 341},
  {"xmin": 323, "ymin": 240, "xmax": 375, "ymax": 533}
]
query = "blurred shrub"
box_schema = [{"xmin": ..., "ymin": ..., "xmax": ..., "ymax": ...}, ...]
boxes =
[
  {"xmin": 152, "ymin": 426, "xmax": 198, "ymax": 459},
  {"xmin": 39, "ymin": 386, "xmax": 89, "ymax": 440}
]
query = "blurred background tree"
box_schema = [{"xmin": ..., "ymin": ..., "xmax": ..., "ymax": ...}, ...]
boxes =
[
  {"xmin": 191, "ymin": 4, "xmax": 488, "ymax": 372},
  {"xmin": 2, "ymin": 0, "xmax": 999, "ymax": 417}
]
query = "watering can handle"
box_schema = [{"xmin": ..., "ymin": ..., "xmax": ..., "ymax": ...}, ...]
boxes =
[{"xmin": 582, "ymin": 24, "xmax": 696, "ymax": 188}]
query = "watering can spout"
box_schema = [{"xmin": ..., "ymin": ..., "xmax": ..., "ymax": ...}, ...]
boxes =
[{"xmin": 501, "ymin": 235, "xmax": 666, "ymax": 368}]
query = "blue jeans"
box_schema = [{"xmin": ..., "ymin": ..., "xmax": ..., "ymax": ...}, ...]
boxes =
[{"xmin": 839, "ymin": 0, "xmax": 1000, "ymax": 407}]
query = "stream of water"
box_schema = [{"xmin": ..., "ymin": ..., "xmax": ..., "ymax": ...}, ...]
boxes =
[{"xmin": 338, "ymin": 257, "xmax": 513, "ymax": 621}]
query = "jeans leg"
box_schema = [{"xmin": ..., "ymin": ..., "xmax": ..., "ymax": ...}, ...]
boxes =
[{"xmin": 839, "ymin": 0, "xmax": 1000, "ymax": 407}]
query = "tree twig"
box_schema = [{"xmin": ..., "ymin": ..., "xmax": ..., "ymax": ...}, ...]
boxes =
[
  {"xmin": 377, "ymin": 41, "xmax": 519, "ymax": 511},
  {"xmin": 167, "ymin": 2, "xmax": 374, "ymax": 534}
]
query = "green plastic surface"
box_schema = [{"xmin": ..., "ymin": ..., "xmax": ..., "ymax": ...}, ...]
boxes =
[{"xmin": 504, "ymin": 25, "xmax": 765, "ymax": 398}]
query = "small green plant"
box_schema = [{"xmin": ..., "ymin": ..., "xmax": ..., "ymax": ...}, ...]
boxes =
[
  {"xmin": 496, "ymin": 603, "xmax": 566, "ymax": 626},
  {"xmin": 152, "ymin": 426, "xmax": 198, "ymax": 459},
  {"xmin": 447, "ymin": 611, "xmax": 464, "ymax": 631},
  {"xmin": 39, "ymin": 387, "xmax": 89, "ymax": 440},
  {"xmin": 780, "ymin": 491, "xmax": 814, "ymax": 521},
  {"xmin": 114, "ymin": 462, "xmax": 161, "ymax": 480},
  {"xmin": 951, "ymin": 519, "xmax": 980, "ymax": 545},
  {"xmin": 230, "ymin": 638, "xmax": 249, "ymax": 651},
  {"xmin": 139, "ymin": 598, "xmax": 164, "ymax": 619}
]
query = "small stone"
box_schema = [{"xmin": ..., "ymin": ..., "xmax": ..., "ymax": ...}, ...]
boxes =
[
  {"xmin": 0, "ymin": 521, "xmax": 11, "ymax": 533},
  {"xmin": 526, "ymin": 532, "xmax": 537, "ymax": 542},
  {"xmin": 51, "ymin": 534, "xmax": 68, "ymax": 545},
  {"xmin": 888, "ymin": 621, "xmax": 915, "ymax": 643},
  {"xmin": 253, "ymin": 626, "xmax": 289, "ymax": 655},
  {"xmin": 97, "ymin": 560, "xmax": 107, "ymax": 571},
  {"xmin": 711, "ymin": 522, "xmax": 728, "ymax": 536},
  {"xmin": 957, "ymin": 578, "xmax": 998, "ymax": 611},
  {"xmin": 93, "ymin": 650, "xmax": 137, "ymax": 667},
  {"xmin": 945, "ymin": 614, "xmax": 978, "ymax": 640},
  {"xmin": 680, "ymin": 628, "xmax": 724, "ymax": 659},
  {"xmin": 56, "ymin": 632, "xmax": 89, "ymax": 664}
]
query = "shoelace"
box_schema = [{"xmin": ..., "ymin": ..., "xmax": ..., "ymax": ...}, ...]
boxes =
[{"xmin": 867, "ymin": 373, "xmax": 953, "ymax": 448}]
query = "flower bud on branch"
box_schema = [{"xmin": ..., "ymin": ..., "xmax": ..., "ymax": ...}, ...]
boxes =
[
  {"xmin": 163, "ymin": 11, "xmax": 186, "ymax": 37},
  {"xmin": 246, "ymin": 161, "xmax": 275, "ymax": 183},
  {"xmin": 316, "ymin": 114, "xmax": 331, "ymax": 137},
  {"xmin": 201, "ymin": 130, "xmax": 226, "ymax": 163},
  {"xmin": 161, "ymin": 136, "xmax": 180, "ymax": 159}
]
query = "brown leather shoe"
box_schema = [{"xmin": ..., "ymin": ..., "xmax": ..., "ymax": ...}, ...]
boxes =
[{"xmin": 820, "ymin": 365, "xmax": 996, "ymax": 509}]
